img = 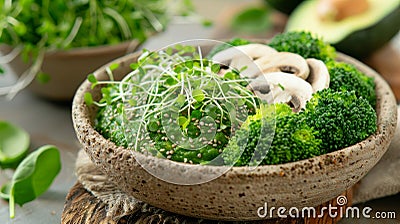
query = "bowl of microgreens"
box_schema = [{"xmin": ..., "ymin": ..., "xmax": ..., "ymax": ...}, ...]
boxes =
[
  {"xmin": 72, "ymin": 31, "xmax": 397, "ymax": 221},
  {"xmin": 0, "ymin": 0, "xmax": 192, "ymax": 100}
]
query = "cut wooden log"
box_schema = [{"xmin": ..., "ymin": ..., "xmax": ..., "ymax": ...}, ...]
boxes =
[{"xmin": 62, "ymin": 182, "xmax": 353, "ymax": 224}]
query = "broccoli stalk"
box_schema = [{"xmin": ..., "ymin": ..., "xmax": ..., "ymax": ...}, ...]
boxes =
[{"xmin": 303, "ymin": 89, "xmax": 377, "ymax": 153}]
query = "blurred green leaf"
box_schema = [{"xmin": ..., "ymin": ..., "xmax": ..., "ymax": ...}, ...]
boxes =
[
  {"xmin": 109, "ymin": 63, "xmax": 120, "ymax": 71},
  {"xmin": 231, "ymin": 7, "xmax": 272, "ymax": 34},
  {"xmin": 36, "ymin": 72, "xmax": 51, "ymax": 84},
  {"xmin": 84, "ymin": 92, "xmax": 93, "ymax": 106},
  {"xmin": 192, "ymin": 89, "xmax": 205, "ymax": 102},
  {"xmin": 0, "ymin": 121, "xmax": 30, "ymax": 169}
]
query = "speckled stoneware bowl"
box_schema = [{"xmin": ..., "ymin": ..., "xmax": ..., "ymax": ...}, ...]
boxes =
[{"xmin": 72, "ymin": 44, "xmax": 397, "ymax": 221}]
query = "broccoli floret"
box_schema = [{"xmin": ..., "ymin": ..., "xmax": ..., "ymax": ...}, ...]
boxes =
[
  {"xmin": 268, "ymin": 31, "xmax": 336, "ymax": 62},
  {"xmin": 223, "ymin": 104, "xmax": 322, "ymax": 166},
  {"xmin": 207, "ymin": 38, "xmax": 251, "ymax": 58},
  {"xmin": 303, "ymin": 89, "xmax": 377, "ymax": 153},
  {"xmin": 326, "ymin": 61, "xmax": 376, "ymax": 108}
]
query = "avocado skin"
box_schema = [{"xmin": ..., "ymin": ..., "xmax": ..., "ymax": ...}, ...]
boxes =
[
  {"xmin": 334, "ymin": 7, "xmax": 400, "ymax": 59},
  {"xmin": 264, "ymin": 0, "xmax": 304, "ymax": 14}
]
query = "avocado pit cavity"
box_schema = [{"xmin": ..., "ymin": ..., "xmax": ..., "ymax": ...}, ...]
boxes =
[{"xmin": 317, "ymin": 0, "xmax": 370, "ymax": 21}]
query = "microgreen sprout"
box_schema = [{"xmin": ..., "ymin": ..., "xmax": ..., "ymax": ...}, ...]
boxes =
[
  {"xmin": 92, "ymin": 44, "xmax": 261, "ymax": 164},
  {"xmin": 0, "ymin": 0, "xmax": 195, "ymax": 98}
]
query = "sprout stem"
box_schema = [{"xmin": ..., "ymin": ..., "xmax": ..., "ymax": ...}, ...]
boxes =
[
  {"xmin": 9, "ymin": 187, "xmax": 14, "ymax": 218},
  {"xmin": 94, "ymin": 46, "xmax": 260, "ymax": 152},
  {"xmin": 62, "ymin": 17, "xmax": 83, "ymax": 48},
  {"xmin": 0, "ymin": 45, "xmax": 22, "ymax": 64}
]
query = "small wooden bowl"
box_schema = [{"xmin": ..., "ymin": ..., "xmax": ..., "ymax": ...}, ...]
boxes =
[{"xmin": 72, "ymin": 43, "xmax": 397, "ymax": 221}]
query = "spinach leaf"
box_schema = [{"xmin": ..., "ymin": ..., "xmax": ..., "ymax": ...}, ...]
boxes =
[
  {"xmin": 0, "ymin": 121, "xmax": 30, "ymax": 169},
  {"xmin": 0, "ymin": 182, "xmax": 11, "ymax": 200},
  {"xmin": 1, "ymin": 145, "xmax": 61, "ymax": 218}
]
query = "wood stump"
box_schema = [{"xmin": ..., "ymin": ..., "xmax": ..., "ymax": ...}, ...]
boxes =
[{"xmin": 62, "ymin": 182, "xmax": 353, "ymax": 224}]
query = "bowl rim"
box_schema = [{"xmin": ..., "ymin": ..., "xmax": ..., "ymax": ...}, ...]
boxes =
[
  {"xmin": 0, "ymin": 39, "xmax": 140, "ymax": 58},
  {"xmin": 72, "ymin": 46, "xmax": 398, "ymax": 177}
]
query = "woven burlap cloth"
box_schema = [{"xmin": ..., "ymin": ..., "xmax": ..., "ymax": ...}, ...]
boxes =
[{"xmin": 75, "ymin": 107, "xmax": 400, "ymax": 220}]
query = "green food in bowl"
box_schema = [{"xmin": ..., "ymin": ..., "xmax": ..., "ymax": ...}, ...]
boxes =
[
  {"xmin": 0, "ymin": 0, "xmax": 170, "ymax": 51},
  {"xmin": 0, "ymin": 0, "xmax": 192, "ymax": 99},
  {"xmin": 326, "ymin": 60, "xmax": 376, "ymax": 108},
  {"xmin": 72, "ymin": 33, "xmax": 396, "ymax": 220},
  {"xmin": 267, "ymin": 31, "xmax": 337, "ymax": 63},
  {"xmin": 222, "ymin": 103, "xmax": 323, "ymax": 166},
  {"xmin": 92, "ymin": 46, "xmax": 259, "ymax": 165},
  {"xmin": 92, "ymin": 31, "xmax": 377, "ymax": 166}
]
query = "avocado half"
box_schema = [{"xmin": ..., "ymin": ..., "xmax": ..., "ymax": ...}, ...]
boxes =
[
  {"xmin": 286, "ymin": 0, "xmax": 400, "ymax": 58},
  {"xmin": 264, "ymin": 0, "xmax": 304, "ymax": 14}
]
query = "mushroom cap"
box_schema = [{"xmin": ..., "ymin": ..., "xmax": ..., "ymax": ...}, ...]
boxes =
[
  {"xmin": 306, "ymin": 58, "xmax": 330, "ymax": 92},
  {"xmin": 211, "ymin": 43, "xmax": 277, "ymax": 63},
  {"xmin": 229, "ymin": 55, "xmax": 261, "ymax": 78},
  {"xmin": 255, "ymin": 52, "xmax": 310, "ymax": 80},
  {"xmin": 249, "ymin": 72, "xmax": 314, "ymax": 112},
  {"xmin": 211, "ymin": 44, "xmax": 278, "ymax": 79}
]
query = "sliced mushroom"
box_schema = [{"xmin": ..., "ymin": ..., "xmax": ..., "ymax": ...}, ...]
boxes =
[
  {"xmin": 306, "ymin": 58, "xmax": 330, "ymax": 92},
  {"xmin": 211, "ymin": 43, "xmax": 277, "ymax": 62},
  {"xmin": 211, "ymin": 44, "xmax": 277, "ymax": 78},
  {"xmin": 248, "ymin": 72, "xmax": 313, "ymax": 112},
  {"xmin": 216, "ymin": 64, "xmax": 231, "ymax": 77},
  {"xmin": 255, "ymin": 52, "xmax": 310, "ymax": 80},
  {"xmin": 229, "ymin": 55, "xmax": 261, "ymax": 78}
]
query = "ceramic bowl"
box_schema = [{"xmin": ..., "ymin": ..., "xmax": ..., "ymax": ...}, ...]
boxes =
[
  {"xmin": 1, "ymin": 41, "xmax": 139, "ymax": 101},
  {"xmin": 72, "ymin": 44, "xmax": 397, "ymax": 221}
]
